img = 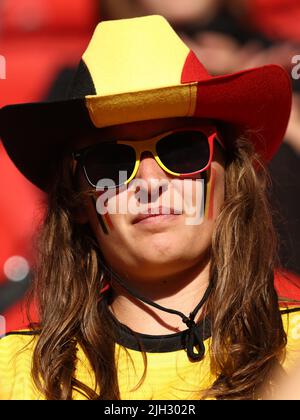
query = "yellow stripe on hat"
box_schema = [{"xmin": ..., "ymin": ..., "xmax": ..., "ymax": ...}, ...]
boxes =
[
  {"xmin": 85, "ymin": 83, "xmax": 198, "ymax": 128},
  {"xmin": 82, "ymin": 15, "xmax": 191, "ymax": 95}
]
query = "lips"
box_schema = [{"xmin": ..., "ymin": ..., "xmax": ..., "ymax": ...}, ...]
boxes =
[{"xmin": 132, "ymin": 206, "xmax": 182, "ymax": 224}]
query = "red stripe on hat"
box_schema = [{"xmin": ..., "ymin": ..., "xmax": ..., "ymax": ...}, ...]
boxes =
[
  {"xmin": 181, "ymin": 51, "xmax": 211, "ymax": 84},
  {"xmin": 192, "ymin": 66, "xmax": 292, "ymax": 162}
]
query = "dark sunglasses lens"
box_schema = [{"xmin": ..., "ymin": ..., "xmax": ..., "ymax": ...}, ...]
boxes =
[
  {"xmin": 156, "ymin": 130, "xmax": 210, "ymax": 174},
  {"xmin": 83, "ymin": 143, "xmax": 136, "ymax": 186}
]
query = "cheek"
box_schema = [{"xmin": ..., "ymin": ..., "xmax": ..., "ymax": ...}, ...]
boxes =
[
  {"xmin": 172, "ymin": 165, "xmax": 224, "ymax": 226},
  {"xmin": 92, "ymin": 190, "xmax": 129, "ymax": 250},
  {"xmin": 89, "ymin": 203, "xmax": 127, "ymax": 264},
  {"xmin": 93, "ymin": 165, "xmax": 224, "ymax": 236},
  {"xmin": 87, "ymin": 165, "xmax": 224, "ymax": 267},
  {"xmin": 88, "ymin": 193, "xmax": 114, "ymax": 236}
]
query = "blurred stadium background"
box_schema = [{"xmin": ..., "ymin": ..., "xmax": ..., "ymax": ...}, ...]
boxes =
[{"xmin": 0, "ymin": 0, "xmax": 300, "ymax": 333}]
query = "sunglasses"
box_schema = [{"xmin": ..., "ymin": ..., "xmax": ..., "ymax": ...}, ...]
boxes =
[{"xmin": 72, "ymin": 125, "xmax": 224, "ymax": 189}]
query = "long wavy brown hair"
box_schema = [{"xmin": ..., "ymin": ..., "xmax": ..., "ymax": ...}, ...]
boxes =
[{"xmin": 27, "ymin": 129, "xmax": 287, "ymax": 400}]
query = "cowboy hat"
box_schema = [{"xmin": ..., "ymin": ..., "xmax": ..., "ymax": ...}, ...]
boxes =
[{"xmin": 0, "ymin": 15, "xmax": 292, "ymax": 191}]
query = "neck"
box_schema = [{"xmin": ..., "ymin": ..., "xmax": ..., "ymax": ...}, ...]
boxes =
[{"xmin": 107, "ymin": 256, "xmax": 211, "ymax": 335}]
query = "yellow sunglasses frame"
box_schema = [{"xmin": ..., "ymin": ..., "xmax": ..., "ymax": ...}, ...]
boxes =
[
  {"xmin": 116, "ymin": 125, "xmax": 222, "ymax": 185},
  {"xmin": 73, "ymin": 125, "xmax": 224, "ymax": 188}
]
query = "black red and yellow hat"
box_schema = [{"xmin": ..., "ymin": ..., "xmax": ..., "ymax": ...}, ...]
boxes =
[{"xmin": 0, "ymin": 15, "xmax": 292, "ymax": 191}]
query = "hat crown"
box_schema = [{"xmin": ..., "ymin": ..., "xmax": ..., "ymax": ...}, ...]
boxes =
[{"xmin": 69, "ymin": 15, "xmax": 210, "ymax": 99}]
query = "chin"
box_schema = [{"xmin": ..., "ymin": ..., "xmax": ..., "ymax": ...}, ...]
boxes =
[{"xmin": 134, "ymin": 248, "xmax": 194, "ymax": 273}]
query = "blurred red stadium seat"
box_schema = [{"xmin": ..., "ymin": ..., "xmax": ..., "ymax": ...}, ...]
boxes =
[
  {"xmin": 0, "ymin": 0, "xmax": 99, "ymax": 105},
  {"xmin": 249, "ymin": 0, "xmax": 300, "ymax": 43}
]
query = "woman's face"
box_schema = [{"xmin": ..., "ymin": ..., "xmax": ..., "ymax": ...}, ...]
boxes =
[{"xmin": 77, "ymin": 117, "xmax": 225, "ymax": 282}]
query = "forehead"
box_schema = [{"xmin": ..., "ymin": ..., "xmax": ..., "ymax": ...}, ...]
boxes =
[{"xmin": 75, "ymin": 117, "xmax": 214, "ymax": 149}]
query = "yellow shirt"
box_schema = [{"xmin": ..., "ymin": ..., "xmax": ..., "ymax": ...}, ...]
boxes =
[{"xmin": 0, "ymin": 308, "xmax": 300, "ymax": 400}]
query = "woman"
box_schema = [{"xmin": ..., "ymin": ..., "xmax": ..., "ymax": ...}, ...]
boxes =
[{"xmin": 0, "ymin": 15, "xmax": 299, "ymax": 400}]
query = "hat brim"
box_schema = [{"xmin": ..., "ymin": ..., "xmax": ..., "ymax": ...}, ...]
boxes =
[{"xmin": 0, "ymin": 64, "xmax": 292, "ymax": 191}]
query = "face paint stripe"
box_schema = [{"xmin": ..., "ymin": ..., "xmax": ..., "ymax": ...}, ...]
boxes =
[
  {"xmin": 104, "ymin": 213, "xmax": 114, "ymax": 231},
  {"xmin": 97, "ymin": 213, "xmax": 109, "ymax": 235},
  {"xmin": 205, "ymin": 167, "xmax": 216, "ymax": 220}
]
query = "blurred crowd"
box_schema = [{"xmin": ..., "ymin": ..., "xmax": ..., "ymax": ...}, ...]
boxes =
[{"xmin": 0, "ymin": 0, "xmax": 300, "ymax": 331}]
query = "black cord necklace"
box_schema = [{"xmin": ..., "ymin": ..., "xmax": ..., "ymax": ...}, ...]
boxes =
[{"xmin": 100, "ymin": 259, "xmax": 213, "ymax": 361}]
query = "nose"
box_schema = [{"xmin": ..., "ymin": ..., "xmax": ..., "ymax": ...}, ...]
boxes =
[
  {"xmin": 135, "ymin": 151, "xmax": 168, "ymax": 181},
  {"xmin": 132, "ymin": 151, "xmax": 169, "ymax": 200}
]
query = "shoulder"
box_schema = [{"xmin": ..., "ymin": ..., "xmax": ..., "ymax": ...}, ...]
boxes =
[
  {"xmin": 276, "ymin": 269, "xmax": 300, "ymax": 356},
  {"xmin": 0, "ymin": 331, "xmax": 92, "ymax": 400},
  {"xmin": 274, "ymin": 270, "xmax": 300, "ymax": 371},
  {"xmin": 280, "ymin": 307, "xmax": 300, "ymax": 372},
  {"xmin": 280, "ymin": 307, "xmax": 300, "ymax": 340},
  {"xmin": 275, "ymin": 269, "xmax": 300, "ymax": 342},
  {"xmin": 0, "ymin": 330, "xmax": 38, "ymax": 363},
  {"xmin": 0, "ymin": 330, "xmax": 40, "ymax": 400}
]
